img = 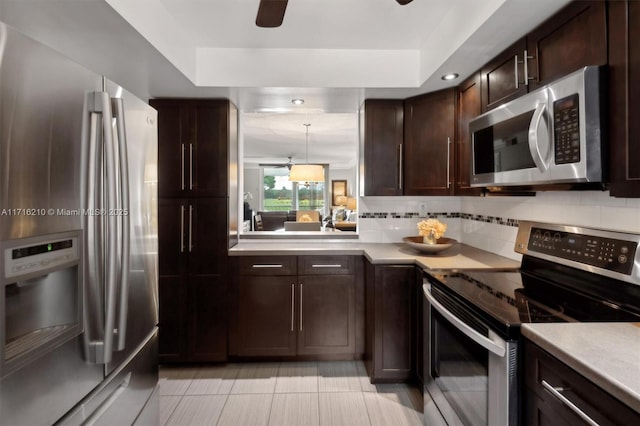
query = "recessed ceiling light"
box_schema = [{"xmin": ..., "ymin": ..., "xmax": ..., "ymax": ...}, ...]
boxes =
[
  {"xmin": 291, "ymin": 99, "xmax": 305, "ymax": 105},
  {"xmin": 441, "ymin": 73, "xmax": 459, "ymax": 81}
]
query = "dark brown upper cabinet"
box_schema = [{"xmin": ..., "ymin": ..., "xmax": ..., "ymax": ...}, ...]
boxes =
[
  {"xmin": 151, "ymin": 99, "xmax": 237, "ymax": 198},
  {"xmin": 481, "ymin": 1, "xmax": 606, "ymax": 112},
  {"xmin": 455, "ymin": 73, "xmax": 483, "ymax": 196},
  {"xmin": 608, "ymin": 0, "xmax": 640, "ymax": 197},
  {"xmin": 404, "ymin": 88, "xmax": 456, "ymax": 196},
  {"xmin": 361, "ymin": 99, "xmax": 404, "ymax": 196}
]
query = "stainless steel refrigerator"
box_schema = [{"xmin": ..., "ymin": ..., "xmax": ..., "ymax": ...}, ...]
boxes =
[{"xmin": 0, "ymin": 22, "xmax": 159, "ymax": 425}]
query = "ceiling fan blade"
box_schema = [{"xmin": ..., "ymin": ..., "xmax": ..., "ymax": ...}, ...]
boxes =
[
  {"xmin": 256, "ymin": 0, "xmax": 289, "ymax": 28},
  {"xmin": 396, "ymin": 0, "xmax": 413, "ymax": 5}
]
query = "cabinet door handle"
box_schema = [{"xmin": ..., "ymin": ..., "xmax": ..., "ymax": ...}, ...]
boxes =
[
  {"xmin": 398, "ymin": 143, "xmax": 403, "ymax": 190},
  {"xmin": 523, "ymin": 49, "xmax": 530, "ymax": 86},
  {"xmin": 311, "ymin": 264, "xmax": 342, "ymax": 268},
  {"xmin": 541, "ymin": 380, "xmax": 599, "ymax": 426},
  {"xmin": 291, "ymin": 284, "xmax": 295, "ymax": 332},
  {"xmin": 180, "ymin": 205, "xmax": 185, "ymax": 253},
  {"xmin": 299, "ymin": 283, "xmax": 303, "ymax": 332},
  {"xmin": 446, "ymin": 137, "xmax": 452, "ymax": 189},
  {"xmin": 188, "ymin": 204, "xmax": 193, "ymax": 252},
  {"xmin": 181, "ymin": 143, "xmax": 185, "ymax": 190},
  {"xmin": 189, "ymin": 143, "xmax": 194, "ymax": 190},
  {"xmin": 514, "ymin": 54, "xmax": 520, "ymax": 89},
  {"xmin": 251, "ymin": 264, "xmax": 283, "ymax": 268}
]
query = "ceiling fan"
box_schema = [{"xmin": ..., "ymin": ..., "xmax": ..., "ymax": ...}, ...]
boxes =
[
  {"xmin": 256, "ymin": 0, "xmax": 414, "ymax": 28},
  {"xmin": 259, "ymin": 156, "xmax": 294, "ymax": 169}
]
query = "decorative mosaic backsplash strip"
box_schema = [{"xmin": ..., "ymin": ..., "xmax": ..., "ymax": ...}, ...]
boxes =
[{"xmin": 359, "ymin": 212, "xmax": 520, "ymax": 227}]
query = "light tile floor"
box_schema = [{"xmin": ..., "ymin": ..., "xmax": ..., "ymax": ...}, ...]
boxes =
[{"xmin": 159, "ymin": 361, "xmax": 423, "ymax": 426}]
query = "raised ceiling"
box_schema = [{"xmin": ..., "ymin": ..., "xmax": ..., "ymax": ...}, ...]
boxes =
[{"xmin": 0, "ymin": 0, "xmax": 572, "ymax": 167}]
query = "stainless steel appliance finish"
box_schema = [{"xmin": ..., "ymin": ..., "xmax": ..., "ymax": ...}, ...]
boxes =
[
  {"xmin": 423, "ymin": 281, "xmax": 518, "ymax": 426},
  {"xmin": 422, "ymin": 221, "xmax": 640, "ymax": 425},
  {"xmin": 470, "ymin": 66, "xmax": 604, "ymax": 187},
  {"xmin": 0, "ymin": 22, "xmax": 158, "ymax": 425}
]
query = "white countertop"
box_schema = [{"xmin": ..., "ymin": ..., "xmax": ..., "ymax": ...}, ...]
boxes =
[
  {"xmin": 229, "ymin": 241, "xmax": 520, "ymax": 271},
  {"xmin": 522, "ymin": 323, "xmax": 640, "ymax": 413}
]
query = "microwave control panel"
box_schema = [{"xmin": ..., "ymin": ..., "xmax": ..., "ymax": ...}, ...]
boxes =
[
  {"xmin": 528, "ymin": 227, "xmax": 637, "ymax": 275},
  {"xmin": 553, "ymin": 93, "xmax": 580, "ymax": 165}
]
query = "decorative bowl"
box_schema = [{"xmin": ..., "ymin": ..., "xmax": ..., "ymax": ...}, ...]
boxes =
[{"xmin": 403, "ymin": 236, "xmax": 456, "ymax": 254}]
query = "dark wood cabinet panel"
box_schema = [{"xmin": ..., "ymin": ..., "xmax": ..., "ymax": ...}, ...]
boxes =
[
  {"xmin": 233, "ymin": 256, "xmax": 357, "ymax": 358},
  {"xmin": 151, "ymin": 99, "xmax": 235, "ymax": 198},
  {"xmin": 527, "ymin": 1, "xmax": 607, "ymax": 91},
  {"xmin": 404, "ymin": 89, "xmax": 456, "ymax": 196},
  {"xmin": 481, "ymin": 38, "xmax": 528, "ymax": 112},
  {"xmin": 158, "ymin": 276, "xmax": 186, "ymax": 361},
  {"xmin": 365, "ymin": 263, "xmax": 415, "ymax": 382},
  {"xmin": 154, "ymin": 101, "xmax": 187, "ymax": 196},
  {"xmin": 456, "ymin": 73, "xmax": 483, "ymax": 196},
  {"xmin": 414, "ymin": 268, "xmax": 424, "ymax": 386},
  {"xmin": 480, "ymin": 2, "xmax": 606, "ymax": 113},
  {"xmin": 192, "ymin": 101, "xmax": 233, "ymax": 196},
  {"xmin": 297, "ymin": 275, "xmax": 355, "ymax": 355},
  {"xmin": 158, "ymin": 198, "xmax": 186, "ymax": 277},
  {"xmin": 188, "ymin": 275, "xmax": 228, "ymax": 362},
  {"xmin": 608, "ymin": 0, "xmax": 640, "ymax": 197},
  {"xmin": 361, "ymin": 100, "xmax": 404, "ymax": 196},
  {"xmin": 236, "ymin": 276, "xmax": 297, "ymax": 357},
  {"xmin": 158, "ymin": 198, "xmax": 229, "ymax": 363},
  {"xmin": 188, "ymin": 198, "xmax": 228, "ymax": 275},
  {"xmin": 523, "ymin": 339, "xmax": 640, "ymax": 426}
]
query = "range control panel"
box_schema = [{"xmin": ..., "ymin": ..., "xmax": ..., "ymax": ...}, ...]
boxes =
[
  {"xmin": 553, "ymin": 93, "xmax": 581, "ymax": 164},
  {"xmin": 528, "ymin": 227, "xmax": 637, "ymax": 275}
]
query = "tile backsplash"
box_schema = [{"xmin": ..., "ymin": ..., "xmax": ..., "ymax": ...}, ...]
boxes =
[{"xmin": 358, "ymin": 191, "xmax": 640, "ymax": 261}]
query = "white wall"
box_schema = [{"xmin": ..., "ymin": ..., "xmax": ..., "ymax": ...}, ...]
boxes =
[
  {"xmin": 243, "ymin": 168, "xmax": 262, "ymax": 213},
  {"xmin": 357, "ymin": 191, "xmax": 640, "ymax": 260}
]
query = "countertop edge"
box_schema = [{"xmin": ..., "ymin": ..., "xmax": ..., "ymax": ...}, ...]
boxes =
[
  {"xmin": 521, "ymin": 324, "xmax": 640, "ymax": 414},
  {"xmin": 229, "ymin": 242, "xmax": 520, "ymax": 270}
]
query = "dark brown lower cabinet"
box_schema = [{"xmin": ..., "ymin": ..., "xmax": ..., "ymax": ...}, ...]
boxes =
[
  {"xmin": 236, "ymin": 276, "xmax": 297, "ymax": 357},
  {"xmin": 298, "ymin": 275, "xmax": 355, "ymax": 355},
  {"xmin": 233, "ymin": 255, "xmax": 358, "ymax": 359},
  {"xmin": 365, "ymin": 262, "xmax": 415, "ymax": 382},
  {"xmin": 523, "ymin": 339, "xmax": 639, "ymax": 425},
  {"xmin": 158, "ymin": 197, "xmax": 229, "ymax": 363}
]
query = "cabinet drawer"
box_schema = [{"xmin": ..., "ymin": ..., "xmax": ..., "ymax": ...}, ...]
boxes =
[
  {"xmin": 298, "ymin": 256, "xmax": 354, "ymax": 275},
  {"xmin": 524, "ymin": 340, "xmax": 639, "ymax": 426},
  {"xmin": 238, "ymin": 256, "xmax": 297, "ymax": 276}
]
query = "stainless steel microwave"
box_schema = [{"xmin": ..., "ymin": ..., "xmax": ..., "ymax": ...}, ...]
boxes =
[{"xmin": 469, "ymin": 66, "xmax": 604, "ymax": 187}]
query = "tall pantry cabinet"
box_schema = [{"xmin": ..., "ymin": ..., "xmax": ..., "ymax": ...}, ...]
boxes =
[{"xmin": 151, "ymin": 99, "xmax": 238, "ymax": 363}]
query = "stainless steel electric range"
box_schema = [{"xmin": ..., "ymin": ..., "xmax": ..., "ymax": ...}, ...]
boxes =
[{"xmin": 422, "ymin": 221, "xmax": 640, "ymax": 426}]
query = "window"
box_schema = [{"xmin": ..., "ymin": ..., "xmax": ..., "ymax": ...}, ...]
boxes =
[{"xmin": 261, "ymin": 166, "xmax": 327, "ymax": 215}]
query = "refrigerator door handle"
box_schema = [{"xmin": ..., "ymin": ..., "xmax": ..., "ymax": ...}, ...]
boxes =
[
  {"xmin": 84, "ymin": 107, "xmax": 106, "ymax": 363},
  {"xmin": 84, "ymin": 91, "xmax": 118, "ymax": 364},
  {"xmin": 102, "ymin": 91, "xmax": 119, "ymax": 364},
  {"xmin": 112, "ymin": 97, "xmax": 130, "ymax": 352}
]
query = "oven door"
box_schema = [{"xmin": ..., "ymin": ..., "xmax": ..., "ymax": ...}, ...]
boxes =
[{"xmin": 423, "ymin": 282, "xmax": 518, "ymax": 426}]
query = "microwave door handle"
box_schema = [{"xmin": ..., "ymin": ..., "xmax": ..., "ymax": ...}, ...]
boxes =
[
  {"xmin": 528, "ymin": 103, "xmax": 550, "ymax": 172},
  {"xmin": 423, "ymin": 285, "xmax": 506, "ymax": 357}
]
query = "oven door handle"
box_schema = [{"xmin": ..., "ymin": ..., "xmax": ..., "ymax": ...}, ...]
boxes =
[{"xmin": 423, "ymin": 284, "xmax": 506, "ymax": 357}]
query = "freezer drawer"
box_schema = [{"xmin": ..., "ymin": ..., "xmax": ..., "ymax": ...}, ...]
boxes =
[{"xmin": 58, "ymin": 329, "xmax": 158, "ymax": 426}]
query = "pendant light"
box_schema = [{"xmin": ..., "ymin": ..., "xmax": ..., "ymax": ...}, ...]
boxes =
[{"xmin": 289, "ymin": 123, "xmax": 324, "ymax": 182}]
